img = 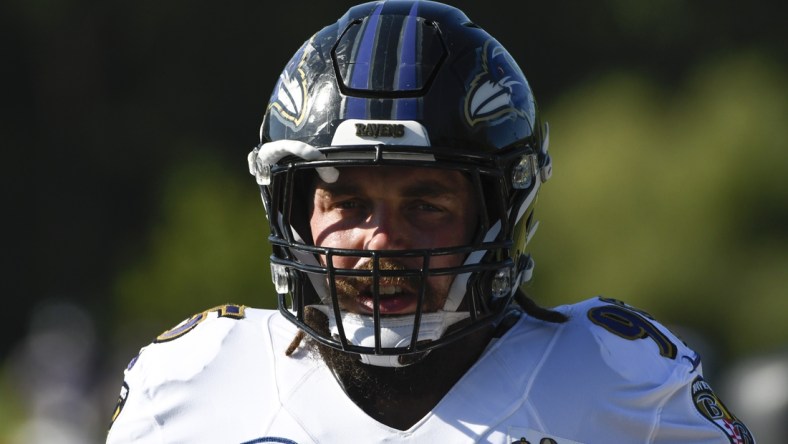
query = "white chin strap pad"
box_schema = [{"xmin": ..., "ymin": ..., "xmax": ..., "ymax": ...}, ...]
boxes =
[{"xmin": 310, "ymin": 305, "xmax": 470, "ymax": 368}]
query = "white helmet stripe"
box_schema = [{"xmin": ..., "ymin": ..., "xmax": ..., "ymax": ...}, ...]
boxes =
[{"xmin": 443, "ymin": 220, "xmax": 502, "ymax": 312}]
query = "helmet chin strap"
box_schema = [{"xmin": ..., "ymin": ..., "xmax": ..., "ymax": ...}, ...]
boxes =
[{"xmin": 309, "ymin": 305, "xmax": 469, "ymax": 367}]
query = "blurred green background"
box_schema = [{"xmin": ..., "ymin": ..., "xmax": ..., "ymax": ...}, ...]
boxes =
[{"xmin": 2, "ymin": 0, "xmax": 786, "ymax": 442}]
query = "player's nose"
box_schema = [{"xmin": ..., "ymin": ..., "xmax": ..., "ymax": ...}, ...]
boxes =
[{"xmin": 363, "ymin": 205, "xmax": 409, "ymax": 251}]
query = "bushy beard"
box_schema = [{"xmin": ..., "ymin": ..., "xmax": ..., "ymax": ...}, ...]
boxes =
[
  {"xmin": 302, "ymin": 305, "xmax": 401, "ymax": 402},
  {"xmin": 295, "ymin": 260, "xmax": 493, "ymax": 427},
  {"xmin": 300, "ymin": 305, "xmax": 488, "ymax": 413}
]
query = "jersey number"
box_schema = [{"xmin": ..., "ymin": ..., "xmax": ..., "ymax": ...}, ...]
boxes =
[
  {"xmin": 155, "ymin": 304, "xmax": 246, "ymax": 343},
  {"xmin": 587, "ymin": 302, "xmax": 677, "ymax": 359}
]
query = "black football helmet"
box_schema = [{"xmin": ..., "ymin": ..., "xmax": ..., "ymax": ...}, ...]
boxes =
[{"xmin": 249, "ymin": 0, "xmax": 552, "ymax": 366}]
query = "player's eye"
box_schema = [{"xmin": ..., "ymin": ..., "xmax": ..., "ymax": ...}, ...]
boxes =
[
  {"xmin": 333, "ymin": 198, "xmax": 367, "ymax": 212},
  {"xmin": 412, "ymin": 201, "xmax": 442, "ymax": 212}
]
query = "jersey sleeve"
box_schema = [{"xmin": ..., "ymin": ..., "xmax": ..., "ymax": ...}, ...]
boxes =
[
  {"xmin": 578, "ymin": 297, "xmax": 755, "ymax": 443},
  {"xmin": 652, "ymin": 374, "xmax": 756, "ymax": 443},
  {"xmin": 106, "ymin": 304, "xmax": 250, "ymax": 444},
  {"xmin": 106, "ymin": 354, "xmax": 164, "ymax": 444}
]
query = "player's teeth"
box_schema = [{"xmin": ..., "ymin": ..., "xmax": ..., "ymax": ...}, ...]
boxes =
[{"xmin": 379, "ymin": 286, "xmax": 401, "ymax": 295}]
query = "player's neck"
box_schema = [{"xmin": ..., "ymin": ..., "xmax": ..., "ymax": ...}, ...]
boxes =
[{"xmin": 317, "ymin": 326, "xmax": 495, "ymax": 430}]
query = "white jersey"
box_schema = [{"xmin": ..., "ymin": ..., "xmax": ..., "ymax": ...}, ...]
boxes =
[{"xmin": 107, "ymin": 297, "xmax": 754, "ymax": 444}]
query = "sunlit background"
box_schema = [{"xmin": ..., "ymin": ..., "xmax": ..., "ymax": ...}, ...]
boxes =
[{"xmin": 3, "ymin": 0, "xmax": 786, "ymax": 442}]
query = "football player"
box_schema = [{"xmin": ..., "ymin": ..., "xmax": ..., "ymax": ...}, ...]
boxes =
[{"xmin": 107, "ymin": 1, "xmax": 755, "ymax": 442}]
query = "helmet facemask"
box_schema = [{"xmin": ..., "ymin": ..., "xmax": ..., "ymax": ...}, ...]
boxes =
[{"xmin": 257, "ymin": 142, "xmax": 539, "ymax": 367}]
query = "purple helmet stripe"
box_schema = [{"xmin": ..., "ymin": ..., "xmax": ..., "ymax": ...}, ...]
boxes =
[
  {"xmin": 346, "ymin": 3, "xmax": 384, "ymax": 118},
  {"xmin": 395, "ymin": 1, "xmax": 420, "ymax": 119}
]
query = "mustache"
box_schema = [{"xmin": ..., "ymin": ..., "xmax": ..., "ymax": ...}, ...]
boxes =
[{"xmin": 333, "ymin": 260, "xmax": 422, "ymax": 294}]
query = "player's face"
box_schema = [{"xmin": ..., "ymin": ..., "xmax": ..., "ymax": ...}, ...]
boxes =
[{"xmin": 310, "ymin": 166, "xmax": 479, "ymax": 316}]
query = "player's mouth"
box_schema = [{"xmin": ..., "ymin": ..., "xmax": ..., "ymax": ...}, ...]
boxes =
[{"xmin": 352, "ymin": 282, "xmax": 423, "ymax": 315}]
